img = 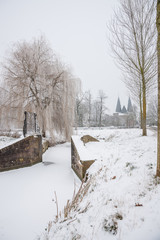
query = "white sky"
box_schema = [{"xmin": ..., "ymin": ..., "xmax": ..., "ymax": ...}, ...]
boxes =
[{"xmin": 0, "ymin": 0, "xmax": 130, "ymax": 114}]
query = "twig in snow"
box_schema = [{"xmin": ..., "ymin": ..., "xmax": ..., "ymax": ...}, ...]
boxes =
[
  {"xmin": 135, "ymin": 203, "xmax": 143, "ymax": 207},
  {"xmin": 67, "ymin": 218, "xmax": 77, "ymax": 225},
  {"xmin": 54, "ymin": 191, "xmax": 59, "ymax": 221}
]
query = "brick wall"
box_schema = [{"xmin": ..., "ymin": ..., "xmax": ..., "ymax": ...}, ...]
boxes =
[{"xmin": 0, "ymin": 135, "xmax": 42, "ymax": 171}]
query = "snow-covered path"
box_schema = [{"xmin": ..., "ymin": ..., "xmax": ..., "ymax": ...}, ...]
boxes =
[{"xmin": 0, "ymin": 142, "xmax": 79, "ymax": 240}]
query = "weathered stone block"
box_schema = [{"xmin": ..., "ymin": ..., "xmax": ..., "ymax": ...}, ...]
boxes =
[{"xmin": 0, "ymin": 135, "xmax": 42, "ymax": 171}]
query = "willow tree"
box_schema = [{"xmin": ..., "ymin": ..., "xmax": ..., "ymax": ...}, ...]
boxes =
[
  {"xmin": 157, "ymin": 0, "xmax": 160, "ymax": 177},
  {"xmin": 1, "ymin": 36, "xmax": 77, "ymax": 142},
  {"xmin": 110, "ymin": 0, "xmax": 157, "ymax": 136}
]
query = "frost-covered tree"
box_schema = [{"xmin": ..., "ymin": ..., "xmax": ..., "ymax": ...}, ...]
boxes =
[
  {"xmin": 85, "ymin": 91, "xmax": 92, "ymax": 127},
  {"xmin": 75, "ymin": 92, "xmax": 85, "ymax": 128},
  {"xmin": 1, "ymin": 36, "xmax": 77, "ymax": 142},
  {"xmin": 97, "ymin": 90, "xmax": 107, "ymax": 127},
  {"xmin": 92, "ymin": 100, "xmax": 100, "ymax": 127},
  {"xmin": 74, "ymin": 89, "xmax": 108, "ymax": 127}
]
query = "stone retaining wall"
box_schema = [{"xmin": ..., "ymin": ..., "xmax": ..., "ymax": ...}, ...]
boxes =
[
  {"xmin": 42, "ymin": 139, "xmax": 49, "ymax": 153},
  {"xmin": 0, "ymin": 135, "xmax": 42, "ymax": 171},
  {"xmin": 71, "ymin": 137, "xmax": 95, "ymax": 180}
]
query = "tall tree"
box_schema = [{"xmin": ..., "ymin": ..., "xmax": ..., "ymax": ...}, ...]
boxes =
[
  {"xmin": 92, "ymin": 100, "xmax": 100, "ymax": 127},
  {"xmin": 110, "ymin": 0, "xmax": 157, "ymax": 136},
  {"xmin": 1, "ymin": 36, "xmax": 77, "ymax": 141},
  {"xmin": 98, "ymin": 90, "xmax": 107, "ymax": 127},
  {"xmin": 156, "ymin": 0, "xmax": 160, "ymax": 177},
  {"xmin": 75, "ymin": 92, "xmax": 85, "ymax": 129},
  {"xmin": 85, "ymin": 91, "xmax": 92, "ymax": 127}
]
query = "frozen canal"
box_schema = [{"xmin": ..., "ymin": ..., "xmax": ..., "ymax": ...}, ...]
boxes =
[{"xmin": 0, "ymin": 142, "xmax": 80, "ymax": 240}]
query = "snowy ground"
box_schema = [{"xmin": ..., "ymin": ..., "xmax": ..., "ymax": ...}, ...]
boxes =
[
  {"xmin": 1, "ymin": 129, "xmax": 160, "ymax": 240},
  {"xmin": 0, "ymin": 141, "xmax": 80, "ymax": 240},
  {"xmin": 0, "ymin": 136, "xmax": 22, "ymax": 149},
  {"xmin": 41, "ymin": 128, "xmax": 160, "ymax": 240}
]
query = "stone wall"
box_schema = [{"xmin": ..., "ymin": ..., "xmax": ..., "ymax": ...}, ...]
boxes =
[
  {"xmin": 71, "ymin": 138, "xmax": 83, "ymax": 180},
  {"xmin": 71, "ymin": 138, "xmax": 95, "ymax": 180},
  {"xmin": 42, "ymin": 139, "xmax": 49, "ymax": 153},
  {"xmin": 0, "ymin": 135, "xmax": 42, "ymax": 171}
]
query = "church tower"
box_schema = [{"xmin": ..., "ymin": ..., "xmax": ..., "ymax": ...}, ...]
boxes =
[
  {"xmin": 121, "ymin": 105, "xmax": 127, "ymax": 113},
  {"xmin": 116, "ymin": 97, "xmax": 122, "ymax": 113},
  {"xmin": 127, "ymin": 97, "xmax": 133, "ymax": 112}
]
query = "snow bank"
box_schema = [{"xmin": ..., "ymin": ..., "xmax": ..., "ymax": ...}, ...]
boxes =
[
  {"xmin": 42, "ymin": 128, "xmax": 160, "ymax": 240},
  {"xmin": 71, "ymin": 135, "xmax": 98, "ymax": 161}
]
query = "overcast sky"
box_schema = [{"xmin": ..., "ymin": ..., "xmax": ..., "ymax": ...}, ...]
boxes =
[{"xmin": 0, "ymin": 0, "xmax": 129, "ymax": 114}]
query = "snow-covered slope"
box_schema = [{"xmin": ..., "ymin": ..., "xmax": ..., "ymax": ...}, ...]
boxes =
[{"xmin": 41, "ymin": 128, "xmax": 160, "ymax": 240}]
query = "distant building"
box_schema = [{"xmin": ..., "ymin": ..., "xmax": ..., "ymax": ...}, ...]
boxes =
[
  {"xmin": 116, "ymin": 97, "xmax": 122, "ymax": 113},
  {"xmin": 127, "ymin": 97, "xmax": 133, "ymax": 112},
  {"xmin": 104, "ymin": 97, "xmax": 136, "ymax": 128},
  {"xmin": 115, "ymin": 97, "xmax": 133, "ymax": 114},
  {"xmin": 121, "ymin": 106, "xmax": 127, "ymax": 113}
]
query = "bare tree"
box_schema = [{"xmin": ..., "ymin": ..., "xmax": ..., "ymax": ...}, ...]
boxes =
[
  {"xmin": 84, "ymin": 91, "xmax": 92, "ymax": 128},
  {"xmin": 74, "ymin": 90, "xmax": 108, "ymax": 128},
  {"xmin": 92, "ymin": 100, "xmax": 100, "ymax": 127},
  {"xmin": 156, "ymin": 0, "xmax": 160, "ymax": 177},
  {"xmin": 123, "ymin": 73, "xmax": 143, "ymax": 128},
  {"xmin": 61, "ymin": 70, "xmax": 77, "ymax": 140},
  {"xmin": 109, "ymin": 0, "xmax": 157, "ymax": 136},
  {"xmin": 75, "ymin": 92, "xmax": 85, "ymax": 129},
  {"xmin": 1, "ymin": 36, "xmax": 77, "ymax": 142},
  {"xmin": 98, "ymin": 90, "xmax": 107, "ymax": 127}
]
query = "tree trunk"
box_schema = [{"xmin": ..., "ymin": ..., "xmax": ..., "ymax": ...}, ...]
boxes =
[
  {"xmin": 75, "ymin": 107, "xmax": 78, "ymax": 130},
  {"xmin": 139, "ymin": 93, "xmax": 143, "ymax": 129},
  {"xmin": 42, "ymin": 120, "xmax": 46, "ymax": 138},
  {"xmin": 156, "ymin": 0, "xmax": 160, "ymax": 177},
  {"xmin": 99, "ymin": 105, "xmax": 102, "ymax": 128},
  {"xmin": 142, "ymin": 75, "xmax": 147, "ymax": 136}
]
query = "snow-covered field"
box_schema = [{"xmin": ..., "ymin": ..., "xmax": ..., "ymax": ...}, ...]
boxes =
[
  {"xmin": 41, "ymin": 128, "xmax": 160, "ymax": 240},
  {"xmin": 0, "ymin": 141, "xmax": 80, "ymax": 240},
  {"xmin": 0, "ymin": 128, "xmax": 160, "ymax": 240}
]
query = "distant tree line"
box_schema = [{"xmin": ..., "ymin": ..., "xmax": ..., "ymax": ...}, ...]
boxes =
[
  {"xmin": 75, "ymin": 91, "xmax": 141, "ymax": 128},
  {"xmin": 75, "ymin": 90, "xmax": 107, "ymax": 128}
]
